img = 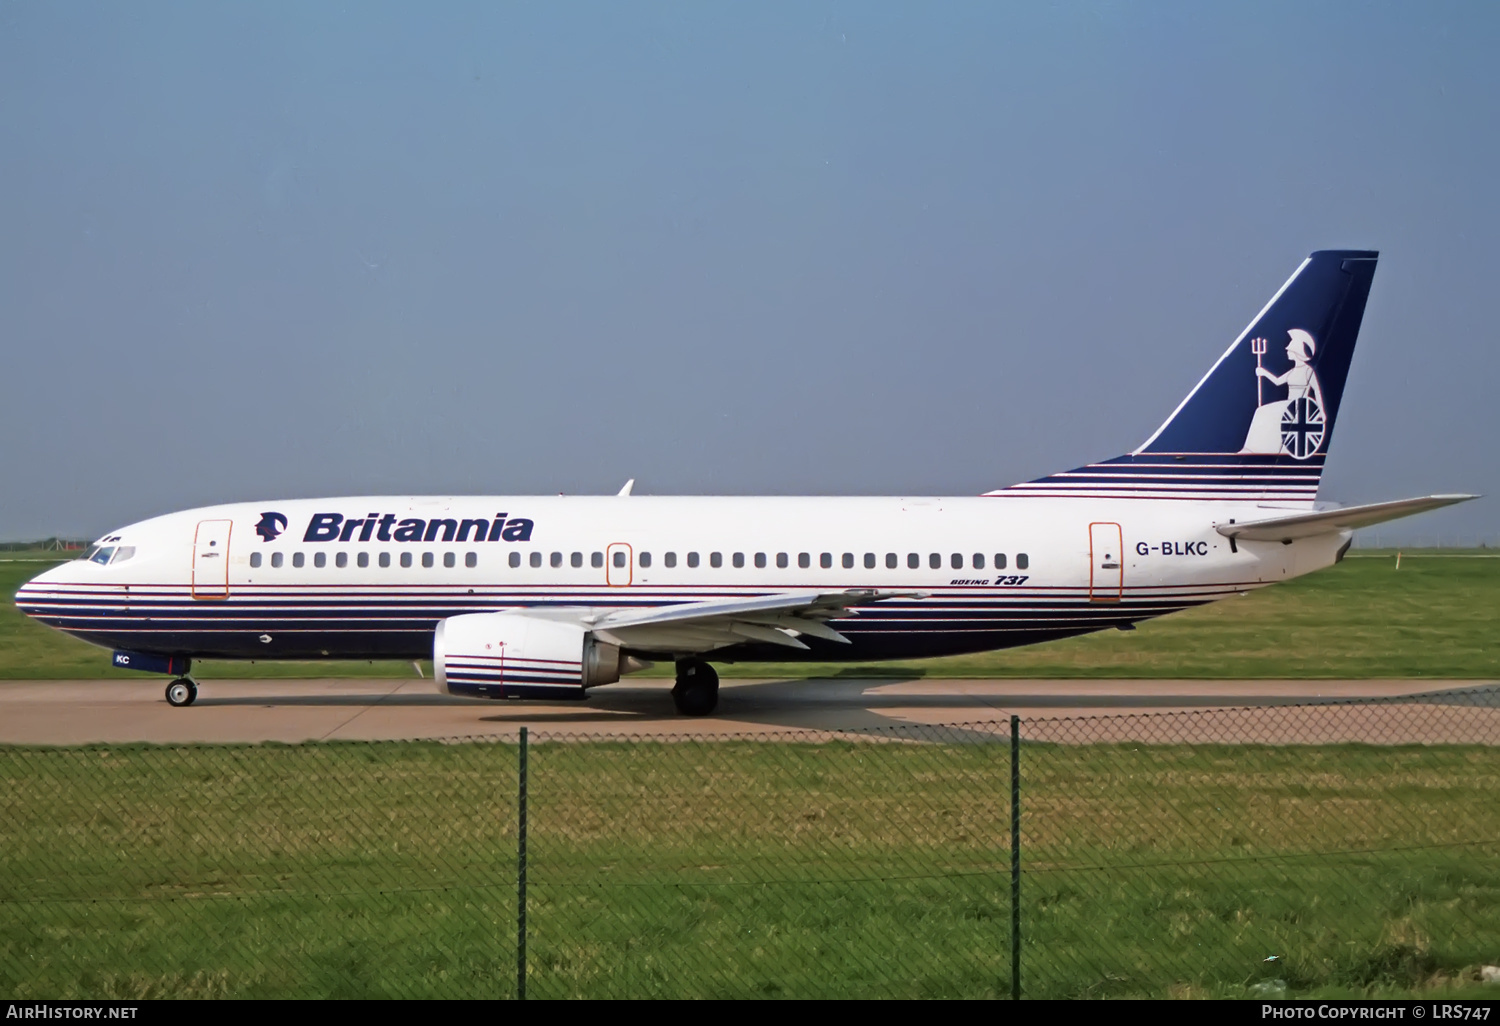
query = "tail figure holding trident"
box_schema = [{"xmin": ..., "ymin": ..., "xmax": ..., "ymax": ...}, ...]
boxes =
[
  {"xmin": 1239, "ymin": 328, "xmax": 1326, "ymax": 456},
  {"xmin": 1252, "ymin": 336, "xmax": 1268, "ymax": 406}
]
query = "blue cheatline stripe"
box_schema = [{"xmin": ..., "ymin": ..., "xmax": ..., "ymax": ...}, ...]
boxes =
[
  {"xmin": 447, "ymin": 669, "xmax": 582, "ymax": 684},
  {"xmin": 448, "ymin": 661, "xmax": 581, "ymax": 675},
  {"xmin": 28, "ymin": 606, "xmax": 1204, "ymax": 639},
  {"xmin": 449, "ymin": 672, "xmax": 581, "ymax": 685},
  {"xmin": 994, "ymin": 453, "xmax": 1328, "ymax": 501},
  {"xmin": 18, "ymin": 578, "xmax": 1265, "ymax": 598},
  {"xmin": 17, "ymin": 588, "xmax": 1230, "ymax": 612},
  {"xmin": 18, "ymin": 577, "xmax": 1248, "ymax": 656}
]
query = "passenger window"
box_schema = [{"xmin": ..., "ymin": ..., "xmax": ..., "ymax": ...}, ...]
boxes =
[
  {"xmin": 293, "ymin": 552, "xmax": 304, "ymax": 568},
  {"xmin": 551, "ymin": 552, "xmax": 563, "ymax": 568},
  {"xmin": 951, "ymin": 553, "xmax": 963, "ymax": 569},
  {"xmin": 1017, "ymin": 553, "xmax": 1029, "ymax": 570},
  {"xmin": 443, "ymin": 552, "xmax": 456, "ymax": 568},
  {"xmin": 613, "ymin": 551, "xmax": 627, "ymax": 568},
  {"xmin": 466, "ymin": 552, "xmax": 477, "ymax": 568},
  {"xmin": 973, "ymin": 554, "xmax": 985, "ymax": 569},
  {"xmin": 509, "ymin": 552, "xmax": 521, "ymax": 568},
  {"xmin": 314, "ymin": 552, "xmax": 327, "ymax": 569},
  {"xmin": 710, "ymin": 552, "xmax": 722, "ymax": 568},
  {"xmin": 821, "ymin": 553, "xmax": 833, "ymax": 569},
  {"xmin": 733, "ymin": 552, "xmax": 745, "ymax": 568},
  {"xmin": 380, "ymin": 552, "xmax": 391, "ymax": 568},
  {"xmin": 422, "ymin": 552, "xmax": 434, "ymax": 568},
  {"xmin": 640, "ymin": 552, "xmax": 652, "ymax": 568},
  {"xmin": 665, "ymin": 552, "xmax": 677, "ymax": 568},
  {"xmin": 569, "ymin": 552, "xmax": 582, "ymax": 568},
  {"xmin": 336, "ymin": 552, "xmax": 348, "ymax": 568},
  {"xmin": 271, "ymin": 552, "xmax": 284, "ymax": 568},
  {"xmin": 864, "ymin": 553, "xmax": 876, "ymax": 569},
  {"xmin": 754, "ymin": 552, "xmax": 766, "ymax": 569},
  {"xmin": 842, "ymin": 553, "xmax": 854, "ymax": 569},
  {"xmin": 908, "ymin": 553, "xmax": 919, "ymax": 569},
  {"xmin": 776, "ymin": 553, "xmax": 788, "ymax": 569},
  {"xmin": 798, "ymin": 553, "xmax": 810, "ymax": 569},
  {"xmin": 400, "ymin": 552, "xmax": 412, "ymax": 568},
  {"xmin": 929, "ymin": 553, "xmax": 941, "ymax": 569},
  {"xmin": 250, "ymin": 552, "xmax": 262, "ymax": 568},
  {"xmin": 688, "ymin": 552, "xmax": 700, "ymax": 568},
  {"xmin": 592, "ymin": 552, "xmax": 603, "ymax": 568},
  {"xmin": 885, "ymin": 553, "xmax": 897, "ymax": 569},
  {"xmin": 995, "ymin": 554, "xmax": 1007, "ymax": 570},
  {"xmin": 357, "ymin": 552, "xmax": 369, "ymax": 568},
  {"xmin": 530, "ymin": 552, "xmax": 542, "ymax": 568}
]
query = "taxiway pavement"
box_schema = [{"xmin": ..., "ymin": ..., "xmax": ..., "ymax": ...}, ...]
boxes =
[{"xmin": 0, "ymin": 677, "xmax": 1493, "ymax": 745}]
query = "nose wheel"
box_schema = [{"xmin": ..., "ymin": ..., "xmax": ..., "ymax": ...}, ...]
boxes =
[
  {"xmin": 165, "ymin": 678, "xmax": 198, "ymax": 707},
  {"xmin": 672, "ymin": 660, "xmax": 719, "ymax": 716}
]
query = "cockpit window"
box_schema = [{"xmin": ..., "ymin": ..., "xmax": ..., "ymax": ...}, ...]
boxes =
[{"xmin": 79, "ymin": 544, "xmax": 135, "ymax": 565}]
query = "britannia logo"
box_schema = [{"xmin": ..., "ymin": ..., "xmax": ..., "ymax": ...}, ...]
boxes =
[
  {"xmin": 255, "ymin": 512, "xmax": 288, "ymax": 542},
  {"xmin": 1239, "ymin": 328, "xmax": 1326, "ymax": 460}
]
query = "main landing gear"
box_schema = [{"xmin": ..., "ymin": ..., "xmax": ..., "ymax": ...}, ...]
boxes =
[
  {"xmin": 672, "ymin": 659, "xmax": 719, "ymax": 716},
  {"xmin": 165, "ymin": 677, "xmax": 199, "ymax": 707}
]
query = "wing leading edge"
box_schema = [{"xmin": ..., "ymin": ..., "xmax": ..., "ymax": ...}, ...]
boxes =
[{"xmin": 588, "ymin": 590, "xmax": 921, "ymax": 653}]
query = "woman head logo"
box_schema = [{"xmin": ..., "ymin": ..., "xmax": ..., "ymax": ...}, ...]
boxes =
[{"xmin": 1285, "ymin": 328, "xmax": 1316, "ymax": 365}]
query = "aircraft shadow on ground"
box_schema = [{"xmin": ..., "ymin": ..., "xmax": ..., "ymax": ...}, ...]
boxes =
[
  {"xmin": 1405, "ymin": 684, "xmax": 1500, "ymax": 707},
  {"xmin": 192, "ymin": 693, "xmax": 485, "ymax": 708},
  {"xmin": 189, "ymin": 680, "xmax": 1496, "ymax": 735}
]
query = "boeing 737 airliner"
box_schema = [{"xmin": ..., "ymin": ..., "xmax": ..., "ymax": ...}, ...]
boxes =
[{"xmin": 14, "ymin": 250, "xmax": 1475, "ymax": 714}]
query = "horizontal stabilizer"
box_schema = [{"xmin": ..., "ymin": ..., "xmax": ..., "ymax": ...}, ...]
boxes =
[{"xmin": 1215, "ymin": 494, "xmax": 1477, "ymax": 542}]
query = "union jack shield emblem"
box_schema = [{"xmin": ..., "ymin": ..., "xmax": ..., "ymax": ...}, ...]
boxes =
[{"xmin": 1280, "ymin": 397, "xmax": 1326, "ymax": 459}]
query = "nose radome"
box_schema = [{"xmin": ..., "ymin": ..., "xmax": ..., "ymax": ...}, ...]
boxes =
[{"xmin": 14, "ymin": 563, "xmax": 64, "ymax": 615}]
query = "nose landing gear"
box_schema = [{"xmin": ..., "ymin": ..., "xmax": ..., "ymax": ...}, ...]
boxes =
[
  {"xmin": 165, "ymin": 678, "xmax": 199, "ymax": 707},
  {"xmin": 671, "ymin": 659, "xmax": 719, "ymax": 716}
]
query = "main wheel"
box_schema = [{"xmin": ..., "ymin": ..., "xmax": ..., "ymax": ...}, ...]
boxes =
[
  {"xmin": 165, "ymin": 678, "xmax": 198, "ymax": 707},
  {"xmin": 671, "ymin": 660, "xmax": 719, "ymax": 716}
]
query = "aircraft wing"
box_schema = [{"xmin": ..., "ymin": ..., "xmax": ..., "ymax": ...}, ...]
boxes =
[
  {"xmin": 588, "ymin": 589, "xmax": 919, "ymax": 653},
  {"xmin": 1214, "ymin": 494, "xmax": 1478, "ymax": 542}
]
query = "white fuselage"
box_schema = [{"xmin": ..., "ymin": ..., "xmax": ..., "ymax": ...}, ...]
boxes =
[{"xmin": 15, "ymin": 494, "xmax": 1349, "ymax": 666}]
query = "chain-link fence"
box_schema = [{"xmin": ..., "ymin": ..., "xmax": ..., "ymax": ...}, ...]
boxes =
[{"xmin": 2, "ymin": 687, "xmax": 1497, "ymax": 998}]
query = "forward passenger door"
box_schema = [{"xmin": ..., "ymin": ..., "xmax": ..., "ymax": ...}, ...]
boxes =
[
  {"xmin": 606, "ymin": 542, "xmax": 633, "ymax": 587},
  {"xmin": 192, "ymin": 519, "xmax": 233, "ymax": 599}
]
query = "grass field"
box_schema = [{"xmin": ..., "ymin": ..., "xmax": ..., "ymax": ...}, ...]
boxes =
[
  {"xmin": 4, "ymin": 549, "xmax": 1498, "ymax": 680},
  {"xmin": 1, "ymin": 736, "xmax": 1495, "ymax": 999}
]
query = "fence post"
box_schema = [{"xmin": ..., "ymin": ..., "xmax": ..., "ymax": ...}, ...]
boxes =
[
  {"xmin": 1010, "ymin": 714, "xmax": 1021, "ymax": 1000},
  {"xmin": 517, "ymin": 726, "xmax": 528, "ymax": 1001}
]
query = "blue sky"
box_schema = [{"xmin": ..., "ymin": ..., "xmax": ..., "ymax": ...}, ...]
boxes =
[{"xmin": 1, "ymin": 1, "xmax": 1496, "ymax": 541}]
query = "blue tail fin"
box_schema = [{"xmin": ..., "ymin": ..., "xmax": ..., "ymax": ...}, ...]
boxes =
[
  {"xmin": 993, "ymin": 250, "xmax": 1378, "ymax": 505},
  {"xmin": 1137, "ymin": 250, "xmax": 1377, "ymax": 456}
]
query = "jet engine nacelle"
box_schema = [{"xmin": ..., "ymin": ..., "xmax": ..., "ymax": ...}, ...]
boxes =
[{"xmin": 434, "ymin": 612, "xmax": 625, "ymax": 700}]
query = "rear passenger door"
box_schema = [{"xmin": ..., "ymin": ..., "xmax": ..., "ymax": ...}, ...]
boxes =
[{"xmin": 1088, "ymin": 522, "xmax": 1123, "ymax": 603}]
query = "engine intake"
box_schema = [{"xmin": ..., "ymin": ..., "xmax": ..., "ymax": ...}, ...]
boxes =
[{"xmin": 434, "ymin": 612, "xmax": 626, "ymax": 700}]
